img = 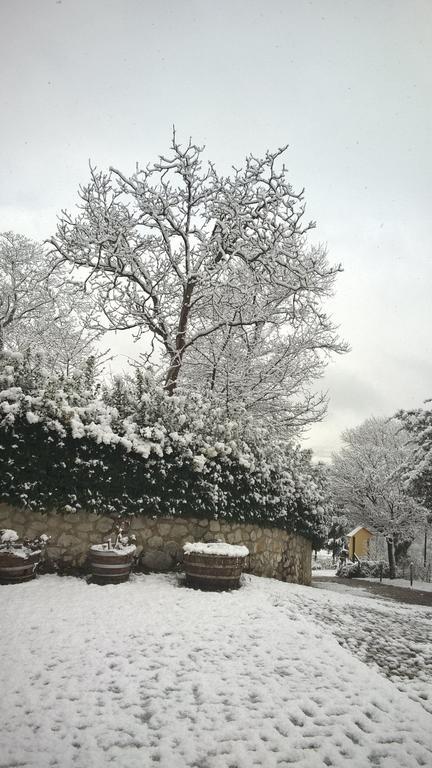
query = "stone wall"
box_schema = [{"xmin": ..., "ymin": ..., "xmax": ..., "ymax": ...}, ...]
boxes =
[{"xmin": 0, "ymin": 504, "xmax": 312, "ymax": 585}]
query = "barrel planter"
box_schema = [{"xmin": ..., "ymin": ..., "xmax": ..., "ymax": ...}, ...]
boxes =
[
  {"xmin": 0, "ymin": 550, "xmax": 41, "ymax": 583},
  {"xmin": 88, "ymin": 544, "xmax": 136, "ymax": 584},
  {"xmin": 183, "ymin": 542, "xmax": 249, "ymax": 590}
]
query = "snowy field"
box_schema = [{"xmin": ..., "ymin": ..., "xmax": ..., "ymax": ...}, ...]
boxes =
[
  {"xmin": 357, "ymin": 577, "xmax": 432, "ymax": 593},
  {"xmin": 315, "ymin": 569, "xmax": 432, "ymax": 592},
  {"xmin": 1, "ymin": 574, "xmax": 432, "ymax": 768}
]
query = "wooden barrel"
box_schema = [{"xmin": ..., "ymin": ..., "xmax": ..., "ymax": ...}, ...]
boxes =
[
  {"xmin": 0, "ymin": 551, "xmax": 41, "ymax": 583},
  {"xmin": 88, "ymin": 546, "xmax": 136, "ymax": 583},
  {"xmin": 184, "ymin": 551, "xmax": 247, "ymax": 590}
]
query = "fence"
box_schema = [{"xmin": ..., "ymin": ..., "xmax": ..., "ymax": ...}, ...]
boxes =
[{"xmin": 400, "ymin": 562, "xmax": 432, "ymax": 582}]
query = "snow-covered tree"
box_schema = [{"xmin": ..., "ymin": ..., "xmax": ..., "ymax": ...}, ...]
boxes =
[
  {"xmin": 330, "ymin": 417, "xmax": 425, "ymax": 578},
  {"xmin": 326, "ymin": 514, "xmax": 348, "ymax": 562},
  {"xmin": 49, "ymin": 135, "xmax": 346, "ymax": 431},
  {"xmin": 180, "ymin": 302, "xmax": 331, "ymax": 433},
  {"xmin": 397, "ymin": 404, "xmax": 432, "ymax": 509},
  {"xmin": 0, "ymin": 232, "xmax": 54, "ymax": 353},
  {"xmin": 397, "ymin": 404, "xmax": 432, "ymax": 566},
  {"xmin": 9, "ymin": 287, "xmax": 107, "ymax": 377},
  {"xmin": 0, "ymin": 231, "xmax": 104, "ymax": 375}
]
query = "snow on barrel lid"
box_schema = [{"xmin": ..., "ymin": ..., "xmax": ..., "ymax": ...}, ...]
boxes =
[
  {"xmin": 90, "ymin": 544, "xmax": 136, "ymax": 555},
  {"xmin": 183, "ymin": 541, "xmax": 249, "ymax": 557}
]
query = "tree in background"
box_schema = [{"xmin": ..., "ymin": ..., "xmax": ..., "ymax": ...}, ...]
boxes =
[
  {"xmin": 398, "ymin": 404, "xmax": 432, "ymax": 567},
  {"xmin": 330, "ymin": 417, "xmax": 425, "ymax": 578},
  {"xmin": 50, "ymin": 135, "xmax": 346, "ymax": 433},
  {"xmin": 0, "ymin": 232, "xmax": 54, "ymax": 354},
  {"xmin": 326, "ymin": 513, "xmax": 348, "ymax": 563},
  {"xmin": 0, "ymin": 231, "xmax": 105, "ymax": 375}
]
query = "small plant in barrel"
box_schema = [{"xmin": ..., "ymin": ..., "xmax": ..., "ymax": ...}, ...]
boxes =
[
  {"xmin": 88, "ymin": 517, "xmax": 136, "ymax": 584},
  {"xmin": 183, "ymin": 541, "xmax": 249, "ymax": 590},
  {"xmin": 0, "ymin": 529, "xmax": 49, "ymax": 583}
]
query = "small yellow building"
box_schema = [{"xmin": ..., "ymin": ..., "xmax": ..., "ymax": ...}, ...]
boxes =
[{"xmin": 347, "ymin": 525, "xmax": 374, "ymax": 559}]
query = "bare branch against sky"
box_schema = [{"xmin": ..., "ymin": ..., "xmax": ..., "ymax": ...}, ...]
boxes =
[{"xmin": 1, "ymin": 0, "xmax": 431, "ymax": 459}]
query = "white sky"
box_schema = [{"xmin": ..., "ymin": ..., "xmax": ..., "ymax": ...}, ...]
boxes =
[{"xmin": 1, "ymin": 0, "xmax": 431, "ymax": 460}]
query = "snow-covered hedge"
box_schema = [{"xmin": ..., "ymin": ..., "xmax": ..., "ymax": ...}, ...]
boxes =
[
  {"xmin": 336, "ymin": 560, "xmax": 360, "ymax": 578},
  {"xmin": 357, "ymin": 559, "xmax": 389, "ymax": 578},
  {"xmin": 0, "ymin": 352, "xmax": 330, "ymax": 544}
]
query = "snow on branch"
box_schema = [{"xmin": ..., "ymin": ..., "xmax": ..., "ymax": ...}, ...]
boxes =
[{"xmin": 49, "ymin": 135, "xmax": 347, "ymax": 430}]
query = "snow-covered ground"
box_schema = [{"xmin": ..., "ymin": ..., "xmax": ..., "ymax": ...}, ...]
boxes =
[
  {"xmin": 357, "ymin": 576, "xmax": 432, "ymax": 593},
  {"xmin": 312, "ymin": 568, "xmax": 337, "ymax": 577},
  {"xmin": 1, "ymin": 573, "xmax": 432, "ymax": 768},
  {"xmin": 314, "ymin": 568, "xmax": 432, "ymax": 591}
]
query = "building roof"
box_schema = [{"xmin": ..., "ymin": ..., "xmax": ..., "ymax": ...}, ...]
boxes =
[{"xmin": 346, "ymin": 525, "xmax": 374, "ymax": 538}]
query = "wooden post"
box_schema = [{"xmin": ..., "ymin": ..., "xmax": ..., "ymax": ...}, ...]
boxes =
[
  {"xmin": 410, "ymin": 562, "xmax": 413, "ymax": 588},
  {"xmin": 379, "ymin": 562, "xmax": 383, "ymax": 583}
]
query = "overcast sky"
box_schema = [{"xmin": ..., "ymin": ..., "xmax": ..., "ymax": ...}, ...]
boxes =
[{"xmin": 1, "ymin": 0, "xmax": 431, "ymax": 460}]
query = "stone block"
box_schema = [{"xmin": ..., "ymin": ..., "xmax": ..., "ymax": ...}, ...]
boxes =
[
  {"xmin": 170, "ymin": 524, "xmax": 190, "ymax": 538},
  {"xmin": 202, "ymin": 531, "xmax": 215, "ymax": 542},
  {"xmin": 95, "ymin": 518, "xmax": 113, "ymax": 534},
  {"xmin": 156, "ymin": 523, "xmax": 172, "ymax": 537},
  {"xmin": 55, "ymin": 532, "xmax": 82, "ymax": 549},
  {"xmin": 75, "ymin": 522, "xmax": 95, "ymax": 533},
  {"xmin": 140, "ymin": 549, "xmax": 174, "ymax": 572},
  {"xmin": 165, "ymin": 539, "xmax": 180, "ymax": 554},
  {"xmin": 147, "ymin": 535, "xmax": 163, "ymax": 549},
  {"xmin": 209, "ymin": 520, "xmax": 220, "ymax": 532}
]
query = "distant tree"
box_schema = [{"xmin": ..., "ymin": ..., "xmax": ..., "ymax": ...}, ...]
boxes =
[
  {"xmin": 0, "ymin": 232, "xmax": 54, "ymax": 354},
  {"xmin": 326, "ymin": 514, "xmax": 348, "ymax": 563},
  {"xmin": 397, "ymin": 404, "xmax": 432, "ymax": 566},
  {"xmin": 0, "ymin": 231, "xmax": 105, "ymax": 375},
  {"xmin": 397, "ymin": 404, "xmax": 432, "ymax": 508},
  {"xmin": 330, "ymin": 417, "xmax": 425, "ymax": 578},
  {"xmin": 49, "ymin": 135, "xmax": 347, "ymax": 432},
  {"xmin": 10, "ymin": 288, "xmax": 108, "ymax": 377}
]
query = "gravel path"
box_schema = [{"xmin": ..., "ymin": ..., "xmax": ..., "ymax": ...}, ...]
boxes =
[{"xmin": 311, "ymin": 575, "xmax": 432, "ymax": 715}]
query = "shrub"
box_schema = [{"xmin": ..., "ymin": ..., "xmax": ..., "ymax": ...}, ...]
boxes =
[
  {"xmin": 357, "ymin": 559, "xmax": 389, "ymax": 578},
  {"xmin": 336, "ymin": 560, "xmax": 360, "ymax": 578},
  {"xmin": 0, "ymin": 352, "xmax": 331, "ymax": 544}
]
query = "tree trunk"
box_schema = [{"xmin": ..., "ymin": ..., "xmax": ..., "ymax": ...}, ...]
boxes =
[
  {"xmin": 387, "ymin": 537, "xmax": 396, "ymax": 579},
  {"xmin": 165, "ymin": 353, "xmax": 182, "ymax": 397},
  {"xmin": 164, "ymin": 278, "xmax": 195, "ymax": 396}
]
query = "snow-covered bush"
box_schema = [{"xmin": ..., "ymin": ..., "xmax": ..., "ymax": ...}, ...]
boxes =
[
  {"xmin": 0, "ymin": 352, "xmax": 330, "ymax": 544},
  {"xmin": 336, "ymin": 560, "xmax": 360, "ymax": 578},
  {"xmin": 91, "ymin": 517, "xmax": 136, "ymax": 553},
  {"xmin": 0, "ymin": 528, "xmax": 49, "ymax": 556},
  {"xmin": 336, "ymin": 559, "xmax": 389, "ymax": 578},
  {"xmin": 357, "ymin": 559, "xmax": 389, "ymax": 578}
]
